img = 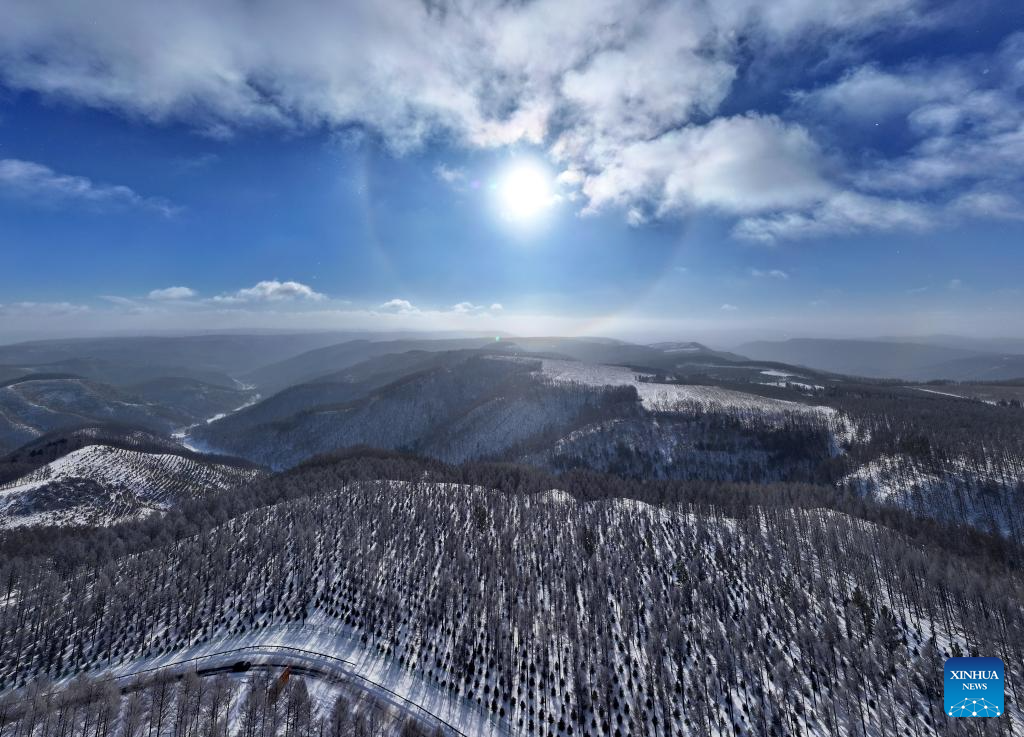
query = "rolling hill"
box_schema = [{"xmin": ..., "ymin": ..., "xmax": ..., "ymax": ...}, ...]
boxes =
[
  {"xmin": 1, "ymin": 454, "xmax": 1020, "ymax": 735},
  {"xmin": 197, "ymin": 354, "xmax": 637, "ymax": 469},
  {"xmin": 241, "ymin": 338, "xmax": 500, "ymax": 393},
  {"xmin": 0, "ymin": 375, "xmax": 190, "ymax": 454},
  {"xmin": 737, "ymin": 337, "xmax": 1024, "ymax": 380},
  {"xmin": 189, "ymin": 351, "xmax": 1024, "ymax": 541},
  {"xmin": 0, "ymin": 428, "xmax": 265, "ymax": 528},
  {"xmin": 0, "ymin": 333, "xmax": 370, "ymax": 377},
  {"xmin": 128, "ymin": 377, "xmax": 258, "ymax": 422}
]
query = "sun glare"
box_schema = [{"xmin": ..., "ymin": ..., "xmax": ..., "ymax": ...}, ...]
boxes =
[{"xmin": 497, "ymin": 161, "xmax": 556, "ymax": 222}]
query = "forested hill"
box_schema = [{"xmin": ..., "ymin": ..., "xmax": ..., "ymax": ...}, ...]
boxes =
[
  {"xmin": 3, "ymin": 450, "xmax": 1020, "ymax": 575},
  {"xmin": 0, "ymin": 452, "xmax": 1021, "ymax": 736},
  {"xmin": 0, "ymin": 426, "xmax": 266, "ymax": 529},
  {"xmin": 190, "ymin": 352, "xmax": 1024, "ymax": 542},
  {"xmin": 0, "ymin": 425, "xmax": 259, "ymax": 486}
]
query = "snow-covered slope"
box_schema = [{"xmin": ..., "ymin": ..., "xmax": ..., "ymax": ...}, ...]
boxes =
[
  {"xmin": 841, "ymin": 452, "xmax": 1024, "ymax": 538},
  {"xmin": 538, "ymin": 358, "xmax": 830, "ymax": 418},
  {"xmin": 2, "ymin": 473, "xmax": 1020, "ymax": 736},
  {"xmin": 193, "ymin": 356, "xmax": 626, "ymax": 469},
  {"xmin": 198, "ymin": 355, "xmax": 863, "ymax": 479},
  {"xmin": 0, "ymin": 443, "xmax": 264, "ymax": 528},
  {"xmin": 527, "ymin": 416, "xmax": 830, "ymax": 482}
]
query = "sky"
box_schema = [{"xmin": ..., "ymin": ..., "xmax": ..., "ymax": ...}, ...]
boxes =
[{"xmin": 0, "ymin": 0, "xmax": 1023, "ymax": 345}]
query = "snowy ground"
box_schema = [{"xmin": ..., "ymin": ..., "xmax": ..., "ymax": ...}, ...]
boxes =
[
  {"xmin": 912, "ymin": 387, "xmax": 969, "ymax": 399},
  {"xmin": 841, "ymin": 452, "xmax": 1024, "ymax": 536},
  {"xmin": 537, "ymin": 358, "xmax": 835, "ymax": 419},
  {"xmin": 4, "ymin": 476, "xmax": 1020, "ymax": 737},
  {"xmin": 94, "ymin": 620, "xmax": 507, "ymax": 737},
  {"xmin": 0, "ymin": 444, "xmax": 261, "ymax": 528},
  {"xmin": 173, "ymin": 391, "xmax": 262, "ymax": 453}
]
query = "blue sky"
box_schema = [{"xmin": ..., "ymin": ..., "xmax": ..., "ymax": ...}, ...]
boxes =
[{"xmin": 0, "ymin": 0, "xmax": 1022, "ymax": 344}]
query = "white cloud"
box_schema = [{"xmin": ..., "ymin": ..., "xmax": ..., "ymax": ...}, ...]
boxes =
[
  {"xmin": 570, "ymin": 114, "xmax": 831, "ymax": 220},
  {"xmin": 950, "ymin": 190, "xmax": 1024, "ymax": 220},
  {"xmin": 626, "ymin": 208, "xmax": 646, "ymax": 227},
  {"xmin": 0, "ymin": 159, "xmax": 176, "ymax": 215},
  {"xmin": 434, "ymin": 164, "xmax": 467, "ymax": 186},
  {"xmin": 948, "ymin": 278, "xmax": 963, "ymax": 290},
  {"xmin": 556, "ymin": 169, "xmax": 584, "ymax": 187},
  {"xmin": 794, "ymin": 64, "xmax": 970, "ymax": 122},
  {"xmin": 751, "ymin": 269, "xmax": 790, "ymax": 279},
  {"xmin": 795, "ymin": 36, "xmax": 1024, "ymax": 227},
  {"xmin": 733, "ymin": 192, "xmax": 932, "ymax": 242},
  {"xmin": 559, "ymin": 2, "xmax": 736, "ymax": 143},
  {"xmin": 857, "ymin": 110, "xmax": 1024, "ymax": 196},
  {"xmin": 706, "ymin": 0, "xmax": 922, "ymax": 39},
  {"xmin": 566, "ymin": 31, "xmax": 1023, "ymax": 237},
  {"xmin": 866, "ymin": 145, "xmax": 1012, "ymax": 197},
  {"xmin": 720, "ymin": 303, "xmax": 739, "ymax": 311},
  {"xmin": 100, "ymin": 295, "xmax": 138, "ymax": 306},
  {"xmin": 99, "ymin": 295, "xmax": 157, "ymax": 315},
  {"xmin": 148, "ymin": 286, "xmax": 197, "ymax": 300},
  {"xmin": 0, "ymin": 301, "xmax": 89, "ymax": 317},
  {"xmin": 214, "ymin": 280, "xmax": 325, "ymax": 304},
  {"xmin": 8, "ymin": 0, "xmax": 1017, "ymax": 242},
  {"xmin": 378, "ymin": 298, "xmax": 420, "ymax": 315},
  {"xmin": 451, "ymin": 301, "xmax": 504, "ymax": 315},
  {"xmin": 0, "ymin": 0, "xmax": 936, "ymax": 236}
]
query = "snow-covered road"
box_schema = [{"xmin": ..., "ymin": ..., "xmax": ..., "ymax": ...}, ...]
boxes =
[{"xmin": 94, "ymin": 622, "xmax": 513, "ymax": 736}]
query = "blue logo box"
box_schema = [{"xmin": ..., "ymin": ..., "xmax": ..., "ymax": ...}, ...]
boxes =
[{"xmin": 945, "ymin": 657, "xmax": 1004, "ymax": 717}]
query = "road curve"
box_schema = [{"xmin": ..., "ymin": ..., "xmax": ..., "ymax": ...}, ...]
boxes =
[{"xmin": 110, "ymin": 644, "xmax": 509, "ymax": 737}]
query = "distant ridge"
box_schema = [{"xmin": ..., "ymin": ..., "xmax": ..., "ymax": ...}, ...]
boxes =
[{"xmin": 738, "ymin": 337, "xmax": 1024, "ymax": 381}]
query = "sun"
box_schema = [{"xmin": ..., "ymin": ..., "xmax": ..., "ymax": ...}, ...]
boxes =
[{"xmin": 497, "ymin": 160, "xmax": 556, "ymax": 222}]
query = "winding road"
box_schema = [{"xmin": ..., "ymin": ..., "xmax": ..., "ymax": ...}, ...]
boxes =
[{"xmin": 121, "ymin": 645, "xmax": 473, "ymax": 735}]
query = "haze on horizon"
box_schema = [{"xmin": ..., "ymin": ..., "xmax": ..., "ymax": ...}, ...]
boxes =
[{"xmin": 1, "ymin": 0, "xmax": 1022, "ymax": 343}]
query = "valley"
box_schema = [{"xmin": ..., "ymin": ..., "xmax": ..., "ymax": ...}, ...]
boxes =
[{"xmin": 0, "ymin": 332, "xmax": 1021, "ymax": 737}]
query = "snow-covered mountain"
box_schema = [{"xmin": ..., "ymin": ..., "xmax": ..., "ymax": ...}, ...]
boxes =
[
  {"xmin": 0, "ymin": 334, "xmax": 1020, "ymax": 735},
  {"xmin": 195, "ymin": 354, "xmax": 849, "ymax": 467},
  {"xmin": 1, "ymin": 457, "xmax": 1020, "ymax": 736},
  {"xmin": 185, "ymin": 351, "xmax": 1024, "ymax": 541},
  {"xmin": 0, "ymin": 436, "xmax": 264, "ymax": 528},
  {"xmin": 841, "ymin": 453, "xmax": 1024, "ymax": 538},
  {"xmin": 193, "ymin": 355, "xmax": 633, "ymax": 468},
  {"xmin": 534, "ymin": 357, "xmax": 839, "ymax": 423}
]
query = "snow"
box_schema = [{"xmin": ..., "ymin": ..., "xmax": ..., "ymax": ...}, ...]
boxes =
[
  {"xmin": 173, "ymin": 392, "xmax": 263, "ymax": 451},
  {"xmin": 96, "ymin": 620, "xmax": 509, "ymax": 737},
  {"xmin": 0, "ymin": 444, "xmax": 261, "ymax": 528},
  {"xmin": 5, "ymin": 477, "xmax": 1020, "ymax": 736},
  {"xmin": 913, "ymin": 387, "xmax": 968, "ymax": 399},
  {"xmin": 759, "ymin": 380, "xmax": 824, "ymax": 391},
  {"xmin": 535, "ymin": 488, "xmax": 574, "ymax": 505},
  {"xmin": 538, "ymin": 358, "xmax": 831, "ymax": 418},
  {"xmin": 841, "ymin": 453, "xmax": 1024, "ymax": 535}
]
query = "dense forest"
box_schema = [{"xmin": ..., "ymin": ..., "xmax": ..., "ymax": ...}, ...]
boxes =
[
  {"xmin": 0, "ymin": 666, "xmax": 446, "ymax": 737},
  {"xmin": 0, "ymin": 341, "xmax": 1022, "ymax": 736},
  {"xmin": 1, "ymin": 454, "xmax": 1021, "ymax": 736},
  {"xmin": 181, "ymin": 355, "xmax": 1024, "ymax": 542}
]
